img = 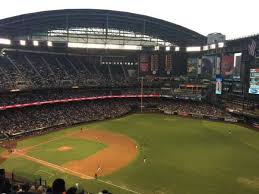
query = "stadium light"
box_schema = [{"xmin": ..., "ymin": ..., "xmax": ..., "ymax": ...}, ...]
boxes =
[
  {"xmin": 210, "ymin": 44, "xmax": 216, "ymax": 49},
  {"xmin": 20, "ymin": 40, "xmax": 26, "ymax": 46},
  {"xmin": 186, "ymin": 46, "xmax": 201, "ymax": 52},
  {"xmin": 165, "ymin": 46, "xmax": 170, "ymax": 51},
  {"xmin": 33, "ymin": 40, "xmax": 39, "ymax": 46},
  {"xmin": 203, "ymin": 45, "xmax": 209, "ymax": 51},
  {"xmin": 121, "ymin": 45, "xmax": 142, "ymax": 50},
  {"xmin": 68, "ymin": 42, "xmax": 142, "ymax": 50},
  {"xmin": 218, "ymin": 42, "xmax": 224, "ymax": 48},
  {"xmin": 105, "ymin": 44, "xmax": 120, "ymax": 49},
  {"xmin": 0, "ymin": 38, "xmax": 11, "ymax": 45},
  {"xmin": 175, "ymin": 47, "xmax": 180, "ymax": 51},
  {"xmin": 154, "ymin": 46, "xmax": 159, "ymax": 51},
  {"xmin": 47, "ymin": 41, "xmax": 53, "ymax": 47},
  {"xmin": 10, "ymin": 89, "xmax": 20, "ymax": 92}
]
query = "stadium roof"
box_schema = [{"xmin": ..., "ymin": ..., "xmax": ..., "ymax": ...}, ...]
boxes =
[{"xmin": 0, "ymin": 9, "xmax": 206, "ymax": 47}]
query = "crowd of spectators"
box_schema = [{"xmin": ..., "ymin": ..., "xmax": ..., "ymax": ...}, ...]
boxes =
[
  {"xmin": 0, "ymin": 170, "xmax": 111, "ymax": 194},
  {"xmin": 223, "ymin": 98, "xmax": 259, "ymax": 116},
  {"xmin": 0, "ymin": 99, "xmax": 133, "ymax": 136},
  {"xmin": 0, "ymin": 98, "xmax": 239, "ymax": 137},
  {"xmin": 158, "ymin": 100, "xmax": 234, "ymax": 118}
]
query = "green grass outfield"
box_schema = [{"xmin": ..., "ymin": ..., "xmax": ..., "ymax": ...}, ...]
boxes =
[{"xmin": 2, "ymin": 113, "xmax": 259, "ymax": 194}]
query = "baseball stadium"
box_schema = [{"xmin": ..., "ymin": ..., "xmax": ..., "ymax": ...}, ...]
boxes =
[{"xmin": 0, "ymin": 8, "xmax": 258, "ymax": 194}]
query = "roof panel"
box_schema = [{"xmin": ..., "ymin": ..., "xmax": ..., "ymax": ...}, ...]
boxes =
[{"xmin": 0, "ymin": 9, "xmax": 206, "ymax": 46}]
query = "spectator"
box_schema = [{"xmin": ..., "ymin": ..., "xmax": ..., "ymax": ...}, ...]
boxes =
[
  {"xmin": 52, "ymin": 179, "xmax": 65, "ymax": 194},
  {"xmin": 66, "ymin": 187, "xmax": 77, "ymax": 194},
  {"xmin": 97, "ymin": 190, "xmax": 111, "ymax": 194}
]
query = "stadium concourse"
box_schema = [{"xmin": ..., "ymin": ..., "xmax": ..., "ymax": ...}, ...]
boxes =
[{"xmin": 0, "ymin": 8, "xmax": 258, "ymax": 194}]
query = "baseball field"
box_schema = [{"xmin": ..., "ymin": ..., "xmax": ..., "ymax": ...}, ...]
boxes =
[{"xmin": 1, "ymin": 113, "xmax": 259, "ymax": 194}]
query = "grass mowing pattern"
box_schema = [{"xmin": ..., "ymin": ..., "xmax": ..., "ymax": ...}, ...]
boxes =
[{"xmin": 2, "ymin": 113, "xmax": 259, "ymax": 194}]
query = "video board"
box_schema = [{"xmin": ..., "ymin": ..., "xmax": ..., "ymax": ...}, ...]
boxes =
[
  {"xmin": 201, "ymin": 56, "xmax": 215, "ymax": 79},
  {"xmin": 215, "ymin": 77, "xmax": 222, "ymax": 95},
  {"xmin": 221, "ymin": 55, "xmax": 234, "ymax": 79},
  {"xmin": 233, "ymin": 53, "xmax": 242, "ymax": 80},
  {"xmin": 249, "ymin": 68, "xmax": 259, "ymax": 94},
  {"xmin": 187, "ymin": 57, "xmax": 198, "ymax": 77},
  {"xmin": 139, "ymin": 53, "xmax": 150, "ymax": 74}
]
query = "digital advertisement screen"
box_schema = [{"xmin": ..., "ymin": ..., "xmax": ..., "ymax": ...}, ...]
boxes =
[
  {"xmin": 215, "ymin": 77, "xmax": 222, "ymax": 95},
  {"xmin": 139, "ymin": 53, "xmax": 150, "ymax": 74},
  {"xmin": 139, "ymin": 63, "xmax": 150, "ymax": 72},
  {"xmin": 221, "ymin": 55, "xmax": 234, "ymax": 78},
  {"xmin": 233, "ymin": 53, "xmax": 242, "ymax": 80},
  {"xmin": 249, "ymin": 68, "xmax": 259, "ymax": 94},
  {"xmin": 187, "ymin": 57, "xmax": 198, "ymax": 77},
  {"xmin": 201, "ymin": 56, "xmax": 215, "ymax": 79}
]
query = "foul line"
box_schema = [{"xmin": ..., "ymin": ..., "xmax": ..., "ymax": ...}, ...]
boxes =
[
  {"xmin": 15, "ymin": 147, "xmax": 141, "ymax": 194},
  {"xmin": 15, "ymin": 152, "xmax": 93, "ymax": 179}
]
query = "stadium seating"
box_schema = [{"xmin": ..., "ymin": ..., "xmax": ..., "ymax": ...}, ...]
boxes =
[
  {"xmin": 0, "ymin": 51, "xmax": 137, "ymax": 90},
  {"xmin": 0, "ymin": 98, "xmax": 237, "ymax": 139}
]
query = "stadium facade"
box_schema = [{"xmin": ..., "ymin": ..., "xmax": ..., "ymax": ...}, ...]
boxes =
[{"xmin": 0, "ymin": 9, "xmax": 258, "ymax": 118}]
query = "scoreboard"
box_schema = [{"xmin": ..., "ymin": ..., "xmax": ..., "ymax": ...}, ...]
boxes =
[{"xmin": 249, "ymin": 68, "xmax": 259, "ymax": 94}]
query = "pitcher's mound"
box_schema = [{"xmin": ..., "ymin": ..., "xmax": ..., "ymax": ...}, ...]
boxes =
[{"xmin": 58, "ymin": 146, "xmax": 72, "ymax": 152}]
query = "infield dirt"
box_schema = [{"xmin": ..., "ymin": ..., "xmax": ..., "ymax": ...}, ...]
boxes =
[
  {"xmin": 2, "ymin": 130, "xmax": 138, "ymax": 179},
  {"xmin": 63, "ymin": 130, "xmax": 138, "ymax": 177}
]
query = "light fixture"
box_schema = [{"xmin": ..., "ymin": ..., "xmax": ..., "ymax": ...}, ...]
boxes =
[
  {"xmin": 186, "ymin": 46, "xmax": 201, "ymax": 52},
  {"xmin": 218, "ymin": 42, "xmax": 224, "ymax": 48},
  {"xmin": 210, "ymin": 44, "xmax": 216, "ymax": 49},
  {"xmin": 47, "ymin": 41, "xmax": 53, "ymax": 47},
  {"xmin": 67, "ymin": 42, "xmax": 142, "ymax": 50},
  {"xmin": 33, "ymin": 40, "xmax": 39, "ymax": 46},
  {"xmin": 0, "ymin": 38, "xmax": 11, "ymax": 45},
  {"xmin": 203, "ymin": 45, "xmax": 209, "ymax": 51},
  {"xmin": 20, "ymin": 40, "xmax": 26, "ymax": 46}
]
